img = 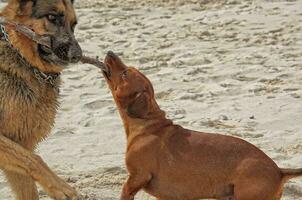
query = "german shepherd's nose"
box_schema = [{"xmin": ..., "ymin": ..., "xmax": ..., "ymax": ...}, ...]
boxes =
[
  {"xmin": 68, "ymin": 40, "xmax": 82, "ymax": 63},
  {"xmin": 52, "ymin": 36, "xmax": 83, "ymax": 63}
]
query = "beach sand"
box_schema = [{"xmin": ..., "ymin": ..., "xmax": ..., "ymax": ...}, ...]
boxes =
[{"xmin": 0, "ymin": 0, "xmax": 301, "ymax": 199}]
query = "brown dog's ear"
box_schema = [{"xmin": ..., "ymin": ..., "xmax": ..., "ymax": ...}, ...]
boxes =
[{"xmin": 126, "ymin": 92, "xmax": 149, "ymax": 119}]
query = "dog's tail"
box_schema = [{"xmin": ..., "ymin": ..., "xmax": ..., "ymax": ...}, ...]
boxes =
[{"xmin": 281, "ymin": 168, "xmax": 302, "ymax": 180}]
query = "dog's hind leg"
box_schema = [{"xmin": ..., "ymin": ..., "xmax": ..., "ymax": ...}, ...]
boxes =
[
  {"xmin": 4, "ymin": 170, "xmax": 39, "ymax": 200},
  {"xmin": 233, "ymin": 159, "xmax": 282, "ymax": 200}
]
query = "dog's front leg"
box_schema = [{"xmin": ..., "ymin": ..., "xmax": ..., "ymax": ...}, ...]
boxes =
[
  {"xmin": 4, "ymin": 170, "xmax": 39, "ymax": 200},
  {"xmin": 120, "ymin": 173, "xmax": 152, "ymax": 200},
  {"xmin": 0, "ymin": 135, "xmax": 78, "ymax": 200}
]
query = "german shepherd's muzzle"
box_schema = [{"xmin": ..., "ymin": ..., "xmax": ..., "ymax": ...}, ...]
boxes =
[
  {"xmin": 30, "ymin": 0, "xmax": 82, "ymax": 66},
  {"xmin": 38, "ymin": 22, "xmax": 82, "ymax": 65}
]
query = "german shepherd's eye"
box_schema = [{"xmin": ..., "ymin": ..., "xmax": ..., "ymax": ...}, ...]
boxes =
[
  {"xmin": 46, "ymin": 14, "xmax": 64, "ymax": 25},
  {"xmin": 47, "ymin": 14, "xmax": 57, "ymax": 22}
]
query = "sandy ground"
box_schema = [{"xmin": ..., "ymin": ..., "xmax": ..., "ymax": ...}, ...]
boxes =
[{"xmin": 0, "ymin": 0, "xmax": 302, "ymax": 199}]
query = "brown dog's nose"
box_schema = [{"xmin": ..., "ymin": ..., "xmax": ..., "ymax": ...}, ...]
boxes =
[
  {"xmin": 105, "ymin": 51, "xmax": 127, "ymax": 70},
  {"xmin": 106, "ymin": 51, "xmax": 119, "ymax": 64},
  {"xmin": 107, "ymin": 51, "xmax": 118, "ymax": 59}
]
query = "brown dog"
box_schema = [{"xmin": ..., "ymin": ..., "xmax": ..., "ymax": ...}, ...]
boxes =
[
  {"xmin": 0, "ymin": 0, "xmax": 81, "ymax": 199},
  {"xmin": 103, "ymin": 51, "xmax": 302, "ymax": 200}
]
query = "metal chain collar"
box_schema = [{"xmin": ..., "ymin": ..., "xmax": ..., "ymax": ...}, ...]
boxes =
[{"xmin": 0, "ymin": 24, "xmax": 60, "ymax": 88}]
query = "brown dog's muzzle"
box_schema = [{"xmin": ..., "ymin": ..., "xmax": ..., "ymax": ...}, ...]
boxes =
[{"xmin": 103, "ymin": 51, "xmax": 126, "ymax": 80}]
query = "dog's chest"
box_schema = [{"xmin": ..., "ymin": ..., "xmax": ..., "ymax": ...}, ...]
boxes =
[{"xmin": 0, "ymin": 74, "xmax": 60, "ymax": 149}]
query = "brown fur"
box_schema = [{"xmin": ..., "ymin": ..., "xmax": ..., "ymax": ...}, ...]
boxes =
[
  {"xmin": 0, "ymin": 0, "xmax": 79, "ymax": 199},
  {"xmin": 103, "ymin": 51, "xmax": 302, "ymax": 200}
]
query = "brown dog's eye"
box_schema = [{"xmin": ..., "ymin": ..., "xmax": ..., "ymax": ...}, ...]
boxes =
[{"xmin": 121, "ymin": 70, "xmax": 128, "ymax": 78}]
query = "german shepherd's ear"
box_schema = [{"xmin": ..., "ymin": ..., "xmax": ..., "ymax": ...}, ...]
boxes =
[{"xmin": 126, "ymin": 92, "xmax": 149, "ymax": 119}]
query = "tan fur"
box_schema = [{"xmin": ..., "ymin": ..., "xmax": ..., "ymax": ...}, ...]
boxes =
[
  {"xmin": 0, "ymin": 0, "xmax": 79, "ymax": 199},
  {"xmin": 103, "ymin": 52, "xmax": 302, "ymax": 200}
]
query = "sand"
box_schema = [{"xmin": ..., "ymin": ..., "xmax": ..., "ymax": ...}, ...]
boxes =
[{"xmin": 0, "ymin": 0, "xmax": 301, "ymax": 199}]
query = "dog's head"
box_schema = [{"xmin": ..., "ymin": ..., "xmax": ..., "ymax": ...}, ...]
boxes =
[
  {"xmin": 2, "ymin": 0, "xmax": 82, "ymax": 72},
  {"xmin": 103, "ymin": 51, "xmax": 159, "ymax": 119}
]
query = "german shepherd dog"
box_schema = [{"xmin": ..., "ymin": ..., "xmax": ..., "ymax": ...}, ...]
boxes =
[{"xmin": 0, "ymin": 0, "xmax": 81, "ymax": 199}]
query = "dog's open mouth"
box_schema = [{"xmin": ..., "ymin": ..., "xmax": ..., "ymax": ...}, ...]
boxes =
[
  {"xmin": 103, "ymin": 51, "xmax": 120, "ymax": 80},
  {"xmin": 102, "ymin": 65, "xmax": 111, "ymax": 80}
]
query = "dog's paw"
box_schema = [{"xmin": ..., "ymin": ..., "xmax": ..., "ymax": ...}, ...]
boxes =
[{"xmin": 44, "ymin": 179, "xmax": 79, "ymax": 200}]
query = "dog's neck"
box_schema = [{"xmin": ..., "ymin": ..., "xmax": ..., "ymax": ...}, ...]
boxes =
[{"xmin": 119, "ymin": 107, "xmax": 173, "ymax": 148}]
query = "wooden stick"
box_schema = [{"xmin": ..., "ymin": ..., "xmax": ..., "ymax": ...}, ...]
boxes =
[
  {"xmin": 81, "ymin": 55, "xmax": 107, "ymax": 71},
  {"xmin": 0, "ymin": 17, "xmax": 51, "ymax": 47},
  {"xmin": 0, "ymin": 17, "xmax": 107, "ymax": 72},
  {"xmin": 16, "ymin": 26, "xmax": 52, "ymax": 48}
]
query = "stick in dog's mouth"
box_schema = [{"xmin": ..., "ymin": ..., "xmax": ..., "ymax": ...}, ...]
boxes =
[
  {"xmin": 0, "ymin": 17, "xmax": 52, "ymax": 47},
  {"xmin": 80, "ymin": 55, "xmax": 108, "ymax": 73},
  {"xmin": 102, "ymin": 67, "xmax": 111, "ymax": 80},
  {"xmin": 0, "ymin": 17, "xmax": 108, "ymax": 73}
]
